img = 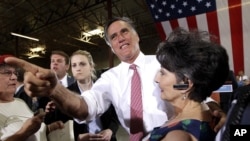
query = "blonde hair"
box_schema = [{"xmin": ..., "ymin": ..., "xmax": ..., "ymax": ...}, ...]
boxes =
[{"xmin": 70, "ymin": 50, "xmax": 97, "ymax": 80}]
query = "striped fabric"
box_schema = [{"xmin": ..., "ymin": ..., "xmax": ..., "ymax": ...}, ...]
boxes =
[
  {"xmin": 146, "ymin": 0, "xmax": 250, "ymax": 76},
  {"xmin": 129, "ymin": 64, "xmax": 144, "ymax": 141}
]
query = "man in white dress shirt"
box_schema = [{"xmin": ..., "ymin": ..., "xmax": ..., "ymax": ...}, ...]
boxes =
[{"xmin": 4, "ymin": 17, "xmax": 226, "ymax": 140}]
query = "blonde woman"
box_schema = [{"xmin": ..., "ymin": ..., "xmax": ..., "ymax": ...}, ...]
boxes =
[{"xmin": 46, "ymin": 50, "xmax": 119, "ymax": 141}]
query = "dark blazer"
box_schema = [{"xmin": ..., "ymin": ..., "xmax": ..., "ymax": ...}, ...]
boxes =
[
  {"xmin": 45, "ymin": 81, "xmax": 119, "ymax": 141},
  {"xmin": 67, "ymin": 75, "xmax": 75, "ymax": 86}
]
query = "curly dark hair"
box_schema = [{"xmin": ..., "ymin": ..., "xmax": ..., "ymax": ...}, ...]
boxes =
[{"xmin": 156, "ymin": 28, "xmax": 229, "ymax": 102}]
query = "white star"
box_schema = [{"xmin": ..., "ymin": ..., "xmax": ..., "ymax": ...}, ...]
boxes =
[
  {"xmin": 158, "ymin": 9, "xmax": 163, "ymax": 13},
  {"xmin": 150, "ymin": 4, "xmax": 155, "ymax": 9},
  {"xmin": 171, "ymin": 4, "xmax": 175, "ymax": 9},
  {"xmin": 162, "ymin": 1, "xmax": 167, "ymax": 6},
  {"xmin": 191, "ymin": 6, "xmax": 196, "ymax": 12},
  {"xmin": 178, "ymin": 9, "xmax": 183, "ymax": 14},
  {"xmin": 205, "ymin": 2, "xmax": 211, "ymax": 8},
  {"xmin": 197, "ymin": 0, "xmax": 202, "ymax": 3},
  {"xmin": 183, "ymin": 1, "xmax": 188, "ymax": 7},
  {"xmin": 166, "ymin": 12, "xmax": 170, "ymax": 17},
  {"xmin": 155, "ymin": 15, "xmax": 159, "ymax": 19}
]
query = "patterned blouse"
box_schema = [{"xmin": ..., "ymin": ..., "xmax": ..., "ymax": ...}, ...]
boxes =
[{"xmin": 149, "ymin": 119, "xmax": 216, "ymax": 141}]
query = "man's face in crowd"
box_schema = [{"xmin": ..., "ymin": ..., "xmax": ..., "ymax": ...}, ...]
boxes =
[
  {"xmin": 50, "ymin": 54, "xmax": 69, "ymax": 79},
  {"xmin": 107, "ymin": 20, "xmax": 140, "ymax": 63}
]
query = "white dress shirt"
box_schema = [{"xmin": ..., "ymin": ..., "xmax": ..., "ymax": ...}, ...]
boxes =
[
  {"xmin": 60, "ymin": 74, "xmax": 69, "ymax": 87},
  {"xmin": 79, "ymin": 52, "xmax": 174, "ymax": 134},
  {"xmin": 77, "ymin": 83, "xmax": 103, "ymax": 134}
]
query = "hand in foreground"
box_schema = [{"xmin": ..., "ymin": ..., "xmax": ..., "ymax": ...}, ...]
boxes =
[
  {"xmin": 6, "ymin": 110, "xmax": 46, "ymax": 141},
  {"xmin": 45, "ymin": 101, "xmax": 56, "ymax": 113},
  {"xmin": 97, "ymin": 129, "xmax": 113, "ymax": 141},
  {"xmin": 4, "ymin": 57, "xmax": 58, "ymax": 97},
  {"xmin": 206, "ymin": 101, "xmax": 227, "ymax": 132},
  {"xmin": 46, "ymin": 120, "xmax": 64, "ymax": 134},
  {"xmin": 77, "ymin": 129, "xmax": 113, "ymax": 141},
  {"xmin": 212, "ymin": 110, "xmax": 227, "ymax": 132}
]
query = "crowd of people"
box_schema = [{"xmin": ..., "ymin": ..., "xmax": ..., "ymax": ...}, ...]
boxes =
[{"xmin": 1, "ymin": 16, "xmax": 248, "ymax": 141}]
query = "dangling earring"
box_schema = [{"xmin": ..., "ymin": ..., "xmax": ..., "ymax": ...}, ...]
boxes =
[{"xmin": 182, "ymin": 94, "xmax": 187, "ymax": 100}]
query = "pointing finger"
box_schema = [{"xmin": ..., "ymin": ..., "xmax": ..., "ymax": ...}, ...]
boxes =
[{"xmin": 4, "ymin": 56, "xmax": 43, "ymax": 74}]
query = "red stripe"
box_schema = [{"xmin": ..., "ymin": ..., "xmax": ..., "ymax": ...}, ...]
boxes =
[
  {"xmin": 206, "ymin": 10, "xmax": 220, "ymax": 44},
  {"xmin": 169, "ymin": 19, "xmax": 179, "ymax": 31},
  {"xmin": 155, "ymin": 22, "xmax": 166, "ymax": 40},
  {"xmin": 186, "ymin": 16, "xmax": 198, "ymax": 31},
  {"xmin": 228, "ymin": 0, "xmax": 244, "ymax": 74}
]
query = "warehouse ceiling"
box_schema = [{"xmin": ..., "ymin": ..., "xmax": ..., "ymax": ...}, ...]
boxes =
[{"xmin": 0, "ymin": 0, "xmax": 161, "ymax": 66}]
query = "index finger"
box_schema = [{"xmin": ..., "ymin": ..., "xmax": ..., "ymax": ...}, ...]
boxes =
[{"xmin": 4, "ymin": 56, "xmax": 43, "ymax": 74}]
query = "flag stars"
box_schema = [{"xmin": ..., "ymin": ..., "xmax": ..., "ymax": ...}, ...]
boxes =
[
  {"xmin": 178, "ymin": 9, "xmax": 183, "ymax": 14},
  {"xmin": 171, "ymin": 4, "xmax": 175, "ymax": 9},
  {"xmin": 183, "ymin": 1, "xmax": 188, "ymax": 7},
  {"xmin": 158, "ymin": 8, "xmax": 163, "ymax": 13},
  {"xmin": 191, "ymin": 6, "xmax": 196, "ymax": 12},
  {"xmin": 166, "ymin": 12, "xmax": 170, "ymax": 17},
  {"xmin": 154, "ymin": 15, "xmax": 159, "ymax": 19},
  {"xmin": 205, "ymin": 2, "xmax": 211, "ymax": 8},
  {"xmin": 147, "ymin": 0, "xmax": 217, "ymax": 22},
  {"xmin": 162, "ymin": 1, "xmax": 167, "ymax": 6},
  {"xmin": 150, "ymin": 4, "xmax": 155, "ymax": 9}
]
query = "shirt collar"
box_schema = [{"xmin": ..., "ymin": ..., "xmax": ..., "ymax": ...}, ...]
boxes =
[
  {"xmin": 60, "ymin": 74, "xmax": 68, "ymax": 87},
  {"xmin": 121, "ymin": 52, "xmax": 145, "ymax": 69}
]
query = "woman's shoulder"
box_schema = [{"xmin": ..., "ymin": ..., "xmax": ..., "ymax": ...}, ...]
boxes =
[{"xmin": 149, "ymin": 119, "xmax": 215, "ymax": 141}]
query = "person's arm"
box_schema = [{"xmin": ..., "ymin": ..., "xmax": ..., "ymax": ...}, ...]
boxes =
[
  {"xmin": 49, "ymin": 84, "xmax": 89, "ymax": 120},
  {"xmin": 5, "ymin": 57, "xmax": 89, "ymax": 120},
  {"xmin": 4, "ymin": 133, "xmax": 27, "ymax": 141},
  {"xmin": 4, "ymin": 111, "xmax": 45, "ymax": 141},
  {"xmin": 206, "ymin": 101, "xmax": 227, "ymax": 132}
]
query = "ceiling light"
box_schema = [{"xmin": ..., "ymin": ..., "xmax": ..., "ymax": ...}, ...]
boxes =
[
  {"xmin": 82, "ymin": 28, "xmax": 104, "ymax": 37},
  {"xmin": 24, "ymin": 44, "xmax": 46, "ymax": 59},
  {"xmin": 28, "ymin": 53, "xmax": 40, "ymax": 59},
  {"xmin": 30, "ymin": 46, "xmax": 45, "ymax": 53},
  {"xmin": 80, "ymin": 27, "xmax": 104, "ymax": 42},
  {"xmin": 10, "ymin": 32, "xmax": 39, "ymax": 41}
]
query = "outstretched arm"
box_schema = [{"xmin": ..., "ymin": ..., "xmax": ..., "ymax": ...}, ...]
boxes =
[{"xmin": 4, "ymin": 57, "xmax": 88, "ymax": 120}]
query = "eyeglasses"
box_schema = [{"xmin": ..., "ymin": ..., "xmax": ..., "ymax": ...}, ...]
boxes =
[{"xmin": 0, "ymin": 70, "xmax": 19, "ymax": 77}]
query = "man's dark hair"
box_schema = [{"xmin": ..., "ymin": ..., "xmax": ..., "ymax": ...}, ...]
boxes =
[
  {"xmin": 51, "ymin": 50, "xmax": 70, "ymax": 65},
  {"xmin": 104, "ymin": 17, "xmax": 136, "ymax": 45}
]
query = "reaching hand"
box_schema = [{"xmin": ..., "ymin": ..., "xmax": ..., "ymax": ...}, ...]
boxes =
[
  {"xmin": 212, "ymin": 110, "xmax": 227, "ymax": 132},
  {"xmin": 16, "ymin": 110, "xmax": 46, "ymax": 139},
  {"xmin": 46, "ymin": 120, "xmax": 64, "ymax": 134},
  {"xmin": 206, "ymin": 101, "xmax": 227, "ymax": 132},
  {"xmin": 77, "ymin": 129, "xmax": 113, "ymax": 141},
  {"xmin": 4, "ymin": 56, "xmax": 58, "ymax": 97},
  {"xmin": 97, "ymin": 129, "xmax": 113, "ymax": 141},
  {"xmin": 45, "ymin": 101, "xmax": 56, "ymax": 113}
]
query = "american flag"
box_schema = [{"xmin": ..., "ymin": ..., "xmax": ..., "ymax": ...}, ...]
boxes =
[{"xmin": 146, "ymin": 0, "xmax": 250, "ymax": 77}]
